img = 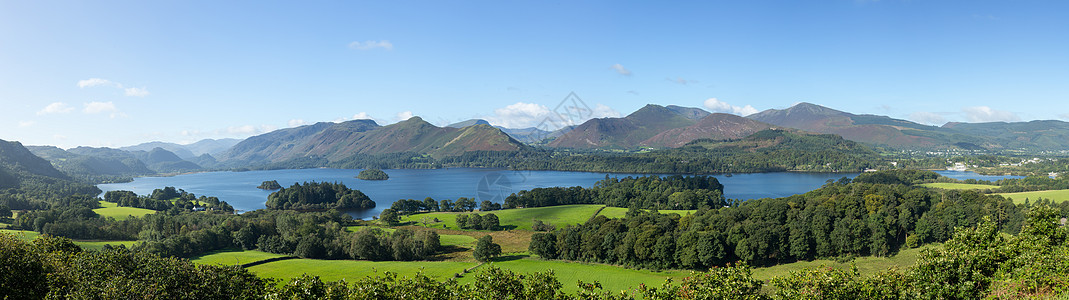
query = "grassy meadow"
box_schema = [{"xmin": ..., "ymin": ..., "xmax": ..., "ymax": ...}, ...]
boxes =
[
  {"xmin": 247, "ymin": 258, "xmax": 476, "ymax": 283},
  {"xmin": 463, "ymin": 256, "xmax": 691, "ymax": 293},
  {"xmin": 191, "ymin": 249, "xmax": 290, "ymax": 266},
  {"xmin": 919, "ymin": 182, "xmax": 1001, "ymax": 190},
  {"xmin": 597, "ymin": 207, "xmax": 697, "ymax": 219},
  {"xmin": 400, "ymin": 204, "xmax": 606, "ymax": 231},
  {"xmin": 996, "ymin": 189, "xmax": 1069, "ymax": 204},
  {"xmin": 94, "ymin": 200, "xmax": 156, "ymax": 220},
  {"xmin": 750, "ymin": 244, "xmax": 934, "ymax": 281},
  {"xmin": 0, "ymin": 229, "xmax": 138, "ymax": 250}
]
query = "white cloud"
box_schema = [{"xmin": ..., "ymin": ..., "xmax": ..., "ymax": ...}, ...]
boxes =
[
  {"xmin": 37, "ymin": 102, "xmax": 74, "ymax": 115},
  {"xmin": 348, "ymin": 40, "xmax": 393, "ymax": 50},
  {"xmin": 483, "ymin": 102, "xmax": 620, "ymax": 129},
  {"xmin": 395, "ymin": 111, "xmax": 414, "ymax": 121},
  {"xmin": 485, "ymin": 102, "xmax": 553, "ymax": 128},
  {"xmin": 78, "ymin": 78, "xmax": 149, "ymax": 97},
  {"xmin": 225, "ymin": 125, "xmax": 277, "ymax": 135},
  {"xmin": 909, "ymin": 111, "xmax": 947, "ymax": 125},
  {"xmin": 962, "ymin": 106, "xmax": 1019, "ymax": 123},
  {"xmin": 668, "ymin": 77, "xmax": 697, "ymax": 85},
  {"xmin": 124, "ymin": 87, "xmax": 150, "ymax": 97},
  {"xmin": 703, "ymin": 98, "xmax": 759, "ymax": 116},
  {"xmin": 77, "ymin": 78, "xmax": 117, "ymax": 88},
  {"xmin": 17, "ymin": 121, "xmax": 35, "ymax": 128},
  {"xmin": 352, "ymin": 112, "xmax": 374, "ymax": 120},
  {"xmin": 611, "ymin": 64, "xmax": 632, "ymax": 76},
  {"xmin": 1059, "ymin": 113, "xmax": 1069, "ymax": 120},
  {"xmin": 288, "ymin": 119, "xmax": 307, "ymax": 127},
  {"xmin": 591, "ymin": 104, "xmax": 621, "ymax": 119},
  {"xmin": 83, "ymin": 101, "xmax": 117, "ymax": 114},
  {"xmin": 626, "ymin": 90, "xmax": 639, "ymax": 95}
]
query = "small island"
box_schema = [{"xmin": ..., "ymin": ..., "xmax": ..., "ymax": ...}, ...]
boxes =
[
  {"xmin": 357, "ymin": 168, "xmax": 390, "ymax": 180},
  {"xmin": 257, "ymin": 180, "xmax": 282, "ymax": 190}
]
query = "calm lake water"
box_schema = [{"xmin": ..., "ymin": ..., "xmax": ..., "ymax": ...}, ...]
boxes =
[{"xmin": 97, "ymin": 169, "xmax": 1019, "ymax": 219}]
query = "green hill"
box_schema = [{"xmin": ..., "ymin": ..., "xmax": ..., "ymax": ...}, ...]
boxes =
[
  {"xmin": 218, "ymin": 117, "xmax": 527, "ymax": 166},
  {"xmin": 548, "ymin": 104, "xmax": 699, "ymax": 149}
]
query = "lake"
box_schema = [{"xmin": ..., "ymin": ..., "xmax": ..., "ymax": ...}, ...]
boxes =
[{"xmin": 97, "ymin": 169, "xmax": 1018, "ymax": 219}]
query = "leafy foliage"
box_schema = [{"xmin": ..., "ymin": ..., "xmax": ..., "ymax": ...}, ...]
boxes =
[
  {"xmin": 267, "ymin": 181, "xmax": 375, "ymax": 210},
  {"xmin": 357, "ymin": 168, "xmax": 390, "ymax": 180}
]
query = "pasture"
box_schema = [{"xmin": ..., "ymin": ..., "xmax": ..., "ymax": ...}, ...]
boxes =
[
  {"xmin": 400, "ymin": 205, "xmax": 606, "ymax": 231},
  {"xmin": 94, "ymin": 200, "xmax": 156, "ymax": 220},
  {"xmin": 919, "ymin": 183, "xmax": 1000, "ymax": 190},
  {"xmin": 462, "ymin": 256, "xmax": 691, "ymax": 293},
  {"xmin": 996, "ymin": 189, "xmax": 1069, "ymax": 204},
  {"xmin": 191, "ymin": 249, "xmax": 289, "ymax": 266},
  {"xmin": 247, "ymin": 258, "xmax": 476, "ymax": 283}
]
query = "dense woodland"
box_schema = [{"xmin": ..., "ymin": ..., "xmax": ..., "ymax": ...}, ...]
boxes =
[
  {"xmin": 528, "ymin": 170, "xmax": 1048, "ymax": 270},
  {"xmin": 5, "ymin": 205, "xmax": 1069, "ymax": 299},
  {"xmin": 266, "ymin": 181, "xmax": 376, "ymax": 210},
  {"xmin": 505, "ymin": 175, "xmax": 725, "ymax": 210},
  {"xmin": 356, "ymin": 168, "xmax": 390, "ymax": 180}
]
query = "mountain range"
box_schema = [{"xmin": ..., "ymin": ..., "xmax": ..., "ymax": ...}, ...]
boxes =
[{"xmin": 216, "ymin": 117, "xmax": 526, "ymax": 166}]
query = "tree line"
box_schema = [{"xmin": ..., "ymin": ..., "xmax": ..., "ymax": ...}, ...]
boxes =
[
  {"xmin": 6, "ymin": 205, "xmax": 1067, "ymax": 299},
  {"xmin": 528, "ymin": 170, "xmax": 1048, "ymax": 270},
  {"xmin": 504, "ymin": 175, "xmax": 725, "ymax": 210},
  {"xmin": 267, "ymin": 181, "xmax": 376, "ymax": 210}
]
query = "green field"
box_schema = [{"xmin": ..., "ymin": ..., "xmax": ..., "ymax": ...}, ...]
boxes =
[
  {"xmin": 192, "ymin": 249, "xmax": 289, "ymax": 266},
  {"xmin": 751, "ymin": 245, "xmax": 934, "ymax": 281},
  {"xmin": 247, "ymin": 258, "xmax": 476, "ymax": 283},
  {"xmin": 997, "ymin": 189, "xmax": 1069, "ymax": 204},
  {"xmin": 94, "ymin": 201, "xmax": 156, "ymax": 220},
  {"xmin": 401, "ymin": 205, "xmax": 606, "ymax": 231},
  {"xmin": 919, "ymin": 182, "xmax": 1000, "ymax": 190},
  {"xmin": 0, "ymin": 229, "xmax": 138, "ymax": 250},
  {"xmin": 597, "ymin": 207, "xmax": 697, "ymax": 219},
  {"xmin": 346, "ymin": 226, "xmax": 476, "ymax": 247},
  {"xmin": 462, "ymin": 256, "xmax": 690, "ymax": 293}
]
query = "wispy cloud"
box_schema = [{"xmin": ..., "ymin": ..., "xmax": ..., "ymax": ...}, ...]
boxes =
[
  {"xmin": 225, "ymin": 124, "xmax": 277, "ymax": 135},
  {"xmin": 626, "ymin": 90, "xmax": 640, "ymax": 95},
  {"xmin": 83, "ymin": 101, "xmax": 125, "ymax": 118},
  {"xmin": 17, "ymin": 121, "xmax": 35, "ymax": 128},
  {"xmin": 352, "ymin": 112, "xmax": 374, "ymax": 120},
  {"xmin": 611, "ymin": 64, "xmax": 632, "ymax": 76},
  {"xmin": 349, "ymin": 40, "xmax": 393, "ymax": 50},
  {"xmin": 288, "ymin": 119, "xmax": 307, "ymax": 127},
  {"xmin": 77, "ymin": 78, "xmax": 117, "ymax": 88},
  {"xmin": 1059, "ymin": 113, "xmax": 1069, "ymax": 120},
  {"xmin": 395, "ymin": 111, "xmax": 414, "ymax": 121},
  {"xmin": 667, "ymin": 77, "xmax": 698, "ymax": 85},
  {"xmin": 124, "ymin": 87, "xmax": 150, "ymax": 97},
  {"xmin": 483, "ymin": 102, "xmax": 620, "ymax": 129},
  {"xmin": 77, "ymin": 78, "xmax": 150, "ymax": 97},
  {"xmin": 908, "ymin": 111, "xmax": 948, "ymax": 125},
  {"xmin": 962, "ymin": 106, "xmax": 1019, "ymax": 123},
  {"xmin": 37, "ymin": 102, "xmax": 74, "ymax": 115},
  {"xmin": 703, "ymin": 98, "xmax": 759, "ymax": 116}
]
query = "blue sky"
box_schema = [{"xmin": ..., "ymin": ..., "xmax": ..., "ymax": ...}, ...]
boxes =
[{"xmin": 3, "ymin": 1, "xmax": 1068, "ymax": 148}]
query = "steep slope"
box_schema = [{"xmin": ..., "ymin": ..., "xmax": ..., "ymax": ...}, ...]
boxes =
[
  {"xmin": 0, "ymin": 139, "xmax": 98, "ymax": 200},
  {"xmin": 218, "ymin": 117, "xmax": 526, "ymax": 166},
  {"xmin": 133, "ymin": 148, "xmax": 202, "ymax": 173},
  {"xmin": 942, "ymin": 120, "xmax": 1069, "ymax": 150},
  {"xmin": 548, "ymin": 104, "xmax": 697, "ymax": 149},
  {"xmin": 747, "ymin": 102, "xmax": 981, "ymax": 148},
  {"xmin": 665, "ymin": 105, "xmax": 711, "ymax": 120},
  {"xmin": 641, "ymin": 113, "xmax": 774, "ymax": 147},
  {"xmin": 446, "ymin": 119, "xmax": 490, "ymax": 128},
  {"xmin": 28, "ymin": 146, "xmax": 154, "ymax": 178},
  {"xmin": 120, "ymin": 142, "xmax": 196, "ymax": 159}
]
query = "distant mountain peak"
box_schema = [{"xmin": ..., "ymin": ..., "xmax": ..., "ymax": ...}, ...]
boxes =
[{"xmin": 447, "ymin": 119, "xmax": 491, "ymax": 128}]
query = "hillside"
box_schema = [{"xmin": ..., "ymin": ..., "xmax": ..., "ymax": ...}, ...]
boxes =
[
  {"xmin": 747, "ymin": 102, "xmax": 983, "ymax": 148},
  {"xmin": 942, "ymin": 120, "xmax": 1069, "ymax": 150},
  {"xmin": 0, "ymin": 139, "xmax": 98, "ymax": 203},
  {"xmin": 548, "ymin": 104, "xmax": 700, "ymax": 149},
  {"xmin": 218, "ymin": 117, "xmax": 527, "ymax": 166},
  {"xmin": 27, "ymin": 146, "xmax": 154, "ymax": 179},
  {"xmin": 120, "ymin": 138, "xmax": 242, "ymax": 159},
  {"xmin": 641, "ymin": 113, "xmax": 774, "ymax": 147}
]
